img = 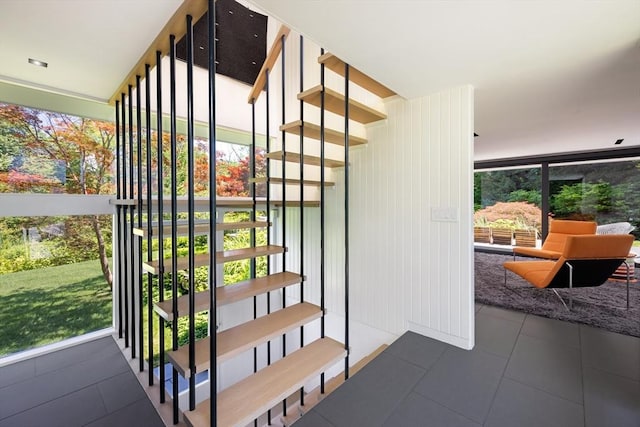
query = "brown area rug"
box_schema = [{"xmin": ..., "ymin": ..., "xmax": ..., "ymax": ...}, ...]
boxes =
[{"xmin": 475, "ymin": 252, "xmax": 640, "ymax": 337}]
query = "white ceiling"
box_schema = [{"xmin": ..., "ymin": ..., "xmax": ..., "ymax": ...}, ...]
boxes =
[{"xmin": 0, "ymin": 0, "xmax": 638, "ymax": 161}]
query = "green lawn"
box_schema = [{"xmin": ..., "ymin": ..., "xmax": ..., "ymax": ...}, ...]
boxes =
[{"xmin": 0, "ymin": 260, "xmax": 112, "ymax": 357}]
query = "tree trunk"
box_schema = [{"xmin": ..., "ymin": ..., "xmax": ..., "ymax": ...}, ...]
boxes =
[{"xmin": 91, "ymin": 215, "xmax": 113, "ymax": 290}]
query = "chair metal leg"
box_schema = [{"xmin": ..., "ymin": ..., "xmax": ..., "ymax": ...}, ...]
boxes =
[
  {"xmin": 625, "ymin": 262, "xmax": 630, "ymax": 310},
  {"xmin": 551, "ymin": 289, "xmax": 570, "ymax": 311},
  {"xmin": 567, "ymin": 261, "xmax": 574, "ymax": 310}
]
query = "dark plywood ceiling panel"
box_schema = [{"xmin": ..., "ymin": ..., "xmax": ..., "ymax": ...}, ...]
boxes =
[{"xmin": 176, "ymin": 0, "xmax": 267, "ymax": 86}]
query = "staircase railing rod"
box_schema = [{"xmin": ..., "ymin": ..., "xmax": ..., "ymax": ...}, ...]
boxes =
[
  {"xmin": 145, "ymin": 63, "xmax": 154, "ymax": 385},
  {"xmin": 265, "ymin": 68, "xmax": 272, "ymax": 426},
  {"xmin": 207, "ymin": 1, "xmax": 218, "ymax": 423},
  {"xmin": 280, "ymin": 33, "xmax": 288, "ymax": 419},
  {"xmin": 136, "ymin": 74, "xmax": 144, "ymax": 372},
  {"xmin": 298, "ymin": 34, "xmax": 305, "ymax": 408},
  {"xmin": 121, "ymin": 92, "xmax": 129, "ymax": 348},
  {"xmin": 185, "ymin": 13, "xmax": 197, "ymax": 411},
  {"xmin": 155, "ymin": 50, "xmax": 166, "ymax": 403},
  {"xmin": 128, "ymin": 84, "xmax": 136, "ymax": 358},
  {"xmin": 319, "ymin": 47, "xmax": 326, "ymax": 394},
  {"xmin": 343, "ymin": 64, "xmax": 350, "ymax": 380},
  {"xmin": 251, "ymin": 99, "xmax": 259, "ymax": 427},
  {"xmin": 169, "ymin": 34, "xmax": 180, "ymax": 425},
  {"xmin": 115, "ymin": 100, "xmax": 123, "ymax": 340}
]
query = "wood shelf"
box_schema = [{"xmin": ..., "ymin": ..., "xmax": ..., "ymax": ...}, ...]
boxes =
[
  {"xmin": 184, "ymin": 337, "xmax": 346, "ymax": 427},
  {"xmin": 167, "ymin": 302, "xmax": 323, "ymax": 377},
  {"xmin": 318, "ymin": 53, "xmax": 396, "ymax": 98},
  {"xmin": 132, "ymin": 221, "xmax": 269, "ymax": 239},
  {"xmin": 153, "ymin": 271, "xmax": 303, "ymax": 321},
  {"xmin": 143, "ymin": 245, "xmax": 285, "ymax": 275},
  {"xmin": 280, "ymin": 120, "xmax": 367, "ymax": 147},
  {"xmin": 250, "ymin": 176, "xmax": 335, "ymax": 187},
  {"xmin": 266, "ymin": 151, "xmax": 345, "ymax": 168},
  {"xmin": 298, "ymin": 85, "xmax": 387, "ymax": 124}
]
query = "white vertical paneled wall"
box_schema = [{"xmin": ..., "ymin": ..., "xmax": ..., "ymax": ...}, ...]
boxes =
[{"xmin": 334, "ymin": 87, "xmax": 475, "ymax": 349}]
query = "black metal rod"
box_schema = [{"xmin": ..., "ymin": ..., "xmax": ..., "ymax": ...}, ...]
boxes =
[
  {"xmin": 280, "ymin": 35, "xmax": 287, "ymax": 418},
  {"xmin": 541, "ymin": 162, "xmax": 550, "ymax": 241},
  {"xmin": 265, "ymin": 68, "xmax": 272, "ymax": 426},
  {"xmin": 155, "ymin": 49, "xmax": 166, "ymax": 403},
  {"xmin": 251, "ymin": 96, "xmax": 258, "ymax": 380},
  {"xmin": 185, "ymin": 13, "xmax": 196, "ymax": 411},
  {"xmin": 121, "ymin": 92, "xmax": 129, "ymax": 349},
  {"xmin": 319, "ymin": 47, "xmax": 326, "ymax": 394},
  {"xmin": 128, "ymin": 83, "xmax": 136, "ymax": 359},
  {"xmin": 136, "ymin": 74, "xmax": 144, "ymax": 372},
  {"xmin": 145, "ymin": 63, "xmax": 153, "ymax": 384},
  {"xmin": 207, "ymin": 1, "xmax": 218, "ymax": 422},
  {"xmin": 298, "ymin": 34, "xmax": 305, "ymax": 408},
  {"xmin": 169, "ymin": 34, "xmax": 180, "ymax": 424},
  {"xmin": 115, "ymin": 100, "xmax": 123, "ymax": 340},
  {"xmin": 344, "ymin": 64, "xmax": 350, "ymax": 380}
]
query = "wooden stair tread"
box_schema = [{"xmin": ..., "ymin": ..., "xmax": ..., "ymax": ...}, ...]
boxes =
[
  {"xmin": 138, "ymin": 196, "xmax": 320, "ymax": 209},
  {"xmin": 319, "ymin": 53, "xmax": 396, "ymax": 99},
  {"xmin": 184, "ymin": 338, "xmax": 346, "ymax": 427},
  {"xmin": 167, "ymin": 302, "xmax": 323, "ymax": 377},
  {"xmin": 153, "ymin": 271, "xmax": 303, "ymax": 321},
  {"xmin": 283, "ymin": 344, "xmax": 389, "ymax": 425},
  {"xmin": 266, "ymin": 151, "xmax": 345, "ymax": 168},
  {"xmin": 248, "ymin": 25, "xmax": 291, "ymax": 103},
  {"xmin": 280, "ymin": 120, "xmax": 367, "ymax": 146},
  {"xmin": 298, "ymin": 85, "xmax": 387, "ymax": 124},
  {"xmin": 143, "ymin": 245, "xmax": 285, "ymax": 275},
  {"xmin": 132, "ymin": 221, "xmax": 269, "ymax": 238},
  {"xmin": 250, "ymin": 176, "xmax": 335, "ymax": 187}
]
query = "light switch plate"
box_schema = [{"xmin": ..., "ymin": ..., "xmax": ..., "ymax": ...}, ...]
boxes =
[{"xmin": 431, "ymin": 207, "xmax": 458, "ymax": 222}]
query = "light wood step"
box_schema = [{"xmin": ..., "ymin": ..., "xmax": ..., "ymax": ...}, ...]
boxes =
[
  {"xmin": 266, "ymin": 151, "xmax": 345, "ymax": 168},
  {"xmin": 184, "ymin": 338, "xmax": 346, "ymax": 427},
  {"xmin": 282, "ymin": 344, "xmax": 389, "ymax": 426},
  {"xmin": 298, "ymin": 85, "xmax": 387, "ymax": 124},
  {"xmin": 143, "ymin": 245, "xmax": 285, "ymax": 275},
  {"xmin": 133, "ymin": 221, "xmax": 269, "ymax": 239},
  {"xmin": 250, "ymin": 176, "xmax": 335, "ymax": 187},
  {"xmin": 167, "ymin": 302, "xmax": 323, "ymax": 377},
  {"xmin": 135, "ymin": 196, "xmax": 320, "ymax": 210},
  {"xmin": 280, "ymin": 120, "xmax": 367, "ymax": 147},
  {"xmin": 248, "ymin": 25, "xmax": 291, "ymax": 104},
  {"xmin": 318, "ymin": 53, "xmax": 396, "ymax": 99},
  {"xmin": 153, "ymin": 271, "xmax": 303, "ymax": 321}
]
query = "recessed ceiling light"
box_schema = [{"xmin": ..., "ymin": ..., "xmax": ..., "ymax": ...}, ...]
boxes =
[
  {"xmin": 615, "ymin": 138, "xmax": 624, "ymax": 145},
  {"xmin": 28, "ymin": 58, "xmax": 48, "ymax": 68}
]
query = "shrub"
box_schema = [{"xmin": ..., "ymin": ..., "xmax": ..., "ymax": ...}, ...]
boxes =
[{"xmin": 474, "ymin": 201, "xmax": 542, "ymax": 232}]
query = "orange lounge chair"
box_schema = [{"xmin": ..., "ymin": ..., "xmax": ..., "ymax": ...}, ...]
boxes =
[
  {"xmin": 512, "ymin": 219, "xmax": 597, "ymax": 260},
  {"xmin": 504, "ymin": 234, "xmax": 634, "ymax": 310}
]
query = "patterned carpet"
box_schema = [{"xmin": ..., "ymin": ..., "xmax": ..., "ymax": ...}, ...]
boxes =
[{"xmin": 475, "ymin": 251, "xmax": 640, "ymax": 337}]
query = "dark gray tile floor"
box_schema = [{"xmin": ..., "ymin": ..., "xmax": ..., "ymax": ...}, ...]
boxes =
[
  {"xmin": 297, "ymin": 305, "xmax": 640, "ymax": 427},
  {"xmin": 0, "ymin": 336, "xmax": 164, "ymax": 427}
]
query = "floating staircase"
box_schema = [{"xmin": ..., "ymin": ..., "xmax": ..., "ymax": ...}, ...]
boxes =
[{"xmin": 116, "ymin": 13, "xmax": 394, "ymax": 425}]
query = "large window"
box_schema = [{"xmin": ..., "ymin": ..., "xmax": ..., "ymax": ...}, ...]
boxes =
[{"xmin": 474, "ymin": 166, "xmax": 542, "ymax": 246}]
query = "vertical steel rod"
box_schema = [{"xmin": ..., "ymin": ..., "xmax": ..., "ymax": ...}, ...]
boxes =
[
  {"xmin": 115, "ymin": 100, "xmax": 123, "ymax": 339},
  {"xmin": 145, "ymin": 63, "xmax": 154, "ymax": 384},
  {"xmin": 128, "ymin": 84, "xmax": 136, "ymax": 358},
  {"xmin": 298, "ymin": 34, "xmax": 305, "ymax": 408},
  {"xmin": 155, "ymin": 50, "xmax": 166, "ymax": 403},
  {"xmin": 319, "ymin": 47, "xmax": 326, "ymax": 394},
  {"xmin": 207, "ymin": 1, "xmax": 218, "ymax": 422},
  {"xmin": 121, "ymin": 92, "xmax": 129, "ymax": 348},
  {"xmin": 265, "ymin": 68, "xmax": 272, "ymax": 426},
  {"xmin": 185, "ymin": 14, "xmax": 197, "ymax": 411},
  {"xmin": 136, "ymin": 74, "xmax": 144, "ymax": 372},
  {"xmin": 251, "ymin": 100, "xmax": 259, "ymax": 424},
  {"xmin": 279, "ymin": 34, "xmax": 288, "ymax": 418},
  {"xmin": 169, "ymin": 34, "xmax": 180, "ymax": 424},
  {"xmin": 344, "ymin": 64, "xmax": 350, "ymax": 380}
]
